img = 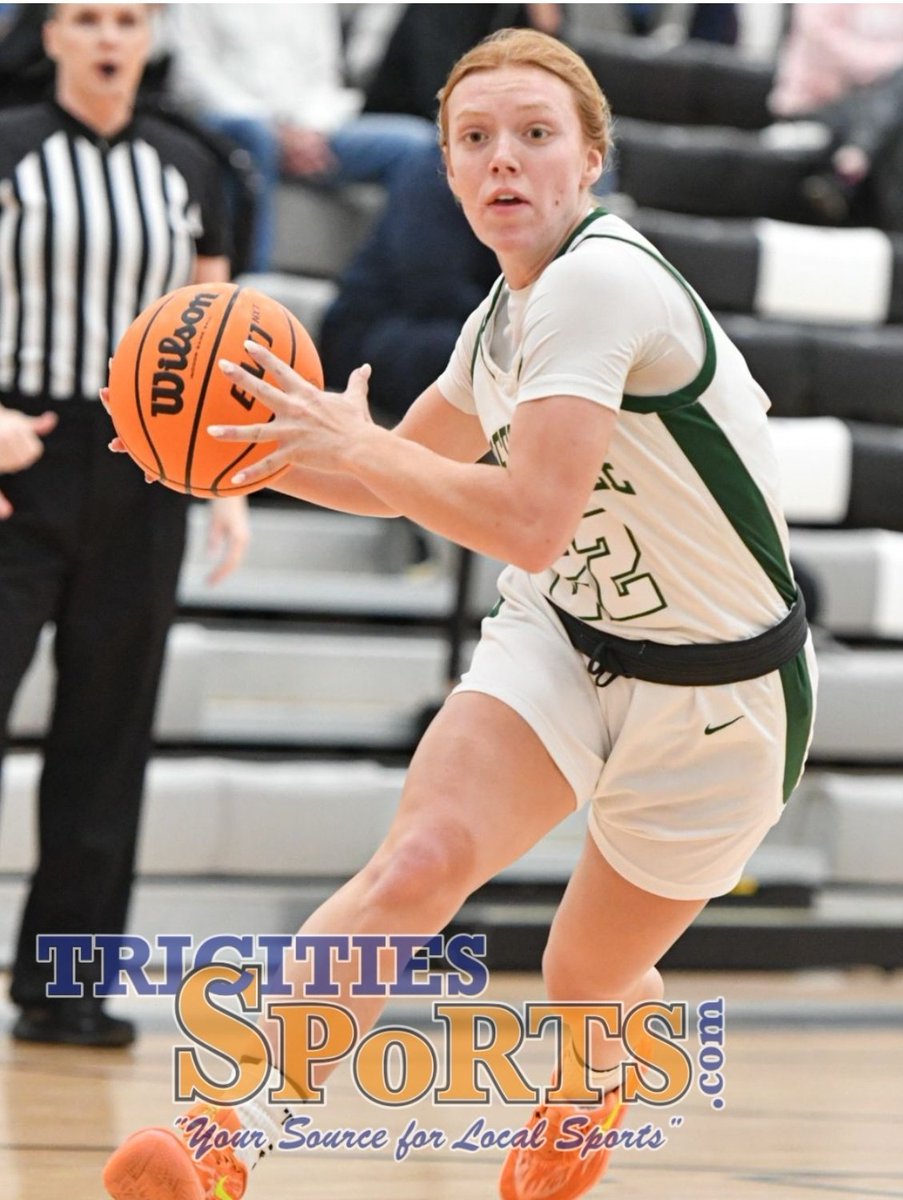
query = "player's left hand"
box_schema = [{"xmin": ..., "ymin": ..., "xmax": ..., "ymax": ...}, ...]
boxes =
[{"xmin": 211, "ymin": 341, "xmax": 373, "ymax": 486}]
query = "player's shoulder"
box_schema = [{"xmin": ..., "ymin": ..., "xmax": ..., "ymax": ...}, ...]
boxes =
[{"xmin": 536, "ymin": 213, "xmax": 678, "ymax": 306}]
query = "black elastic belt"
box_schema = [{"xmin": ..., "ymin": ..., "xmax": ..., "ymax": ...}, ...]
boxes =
[{"xmin": 548, "ymin": 592, "xmax": 808, "ymax": 688}]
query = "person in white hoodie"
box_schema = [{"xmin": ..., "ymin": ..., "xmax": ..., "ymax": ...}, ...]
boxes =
[{"xmin": 165, "ymin": 3, "xmax": 435, "ymax": 271}]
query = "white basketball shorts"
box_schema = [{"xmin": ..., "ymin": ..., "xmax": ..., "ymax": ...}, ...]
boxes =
[{"xmin": 452, "ymin": 566, "xmax": 817, "ymax": 900}]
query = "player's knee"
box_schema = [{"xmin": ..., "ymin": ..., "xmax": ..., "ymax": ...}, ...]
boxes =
[{"xmin": 362, "ymin": 825, "xmax": 475, "ymax": 922}]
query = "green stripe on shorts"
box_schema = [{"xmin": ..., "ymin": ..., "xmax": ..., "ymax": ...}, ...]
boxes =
[{"xmin": 779, "ymin": 649, "xmax": 815, "ymax": 802}]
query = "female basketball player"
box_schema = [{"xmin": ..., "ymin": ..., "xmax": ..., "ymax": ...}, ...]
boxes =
[{"xmin": 104, "ymin": 29, "xmax": 816, "ymax": 1200}]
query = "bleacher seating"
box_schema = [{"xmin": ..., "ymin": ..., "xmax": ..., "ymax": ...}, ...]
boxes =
[
  {"xmin": 4, "ymin": 27, "xmax": 903, "ymax": 976},
  {"xmin": 575, "ymin": 30, "xmax": 773, "ymax": 129},
  {"xmin": 618, "ymin": 117, "xmax": 825, "ymax": 222},
  {"xmin": 631, "ymin": 209, "xmax": 903, "ymax": 323}
]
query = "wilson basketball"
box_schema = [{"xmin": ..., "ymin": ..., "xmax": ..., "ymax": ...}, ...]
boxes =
[{"xmin": 107, "ymin": 282, "xmax": 322, "ymax": 497}]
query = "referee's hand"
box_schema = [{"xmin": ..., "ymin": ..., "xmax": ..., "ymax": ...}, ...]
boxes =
[{"xmin": 0, "ymin": 406, "xmax": 58, "ymax": 518}]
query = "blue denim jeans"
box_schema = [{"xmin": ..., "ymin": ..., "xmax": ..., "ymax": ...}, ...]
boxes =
[{"xmin": 203, "ymin": 112, "xmax": 435, "ymax": 273}]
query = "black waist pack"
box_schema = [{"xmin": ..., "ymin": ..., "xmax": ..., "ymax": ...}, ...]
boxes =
[{"xmin": 548, "ymin": 592, "xmax": 808, "ymax": 688}]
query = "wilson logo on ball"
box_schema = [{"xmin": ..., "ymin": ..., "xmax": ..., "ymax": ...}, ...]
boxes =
[
  {"xmin": 107, "ymin": 282, "xmax": 322, "ymax": 499},
  {"xmin": 151, "ymin": 291, "xmax": 219, "ymax": 417}
]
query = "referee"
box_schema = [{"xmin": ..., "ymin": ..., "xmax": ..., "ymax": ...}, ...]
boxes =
[{"xmin": 0, "ymin": 3, "xmax": 248, "ymax": 1047}]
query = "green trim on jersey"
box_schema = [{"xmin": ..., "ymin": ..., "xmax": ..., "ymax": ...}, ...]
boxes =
[
  {"xmin": 659, "ymin": 404, "xmax": 797, "ymax": 606},
  {"xmin": 568, "ymin": 230, "xmax": 717, "ymax": 412},
  {"xmin": 469, "ymin": 209, "xmax": 613, "ymax": 385},
  {"xmin": 470, "ymin": 208, "xmax": 797, "ymax": 609},
  {"xmin": 779, "ymin": 649, "xmax": 815, "ymax": 803},
  {"xmin": 571, "ymin": 218, "xmax": 796, "ymax": 608},
  {"xmin": 470, "ymin": 277, "xmax": 506, "ymax": 384}
]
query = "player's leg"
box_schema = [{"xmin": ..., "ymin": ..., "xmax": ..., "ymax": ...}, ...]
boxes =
[
  {"xmin": 269, "ymin": 688, "xmax": 583, "ymax": 1063},
  {"xmin": 543, "ymin": 834, "xmax": 707, "ymax": 1071},
  {"xmin": 499, "ymin": 837, "xmax": 707, "ymax": 1200},
  {"xmin": 103, "ymin": 689, "xmax": 582, "ymax": 1200}
]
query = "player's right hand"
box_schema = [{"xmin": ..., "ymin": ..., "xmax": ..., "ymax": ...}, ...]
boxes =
[{"xmin": 100, "ymin": 387, "xmax": 155, "ymax": 483}]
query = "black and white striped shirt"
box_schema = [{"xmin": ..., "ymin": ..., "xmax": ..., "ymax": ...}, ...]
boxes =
[{"xmin": 0, "ymin": 100, "xmax": 228, "ymax": 403}]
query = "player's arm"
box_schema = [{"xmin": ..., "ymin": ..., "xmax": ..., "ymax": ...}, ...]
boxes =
[
  {"xmin": 339, "ymin": 389, "xmax": 616, "ymax": 570},
  {"xmin": 269, "ymin": 382, "xmax": 491, "ymax": 517},
  {"xmin": 212, "ymin": 347, "xmax": 616, "ymax": 571}
]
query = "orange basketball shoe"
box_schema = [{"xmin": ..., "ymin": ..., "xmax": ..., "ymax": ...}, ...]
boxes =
[
  {"xmin": 498, "ymin": 1086, "xmax": 627, "ymax": 1200},
  {"xmin": 103, "ymin": 1103, "xmax": 249, "ymax": 1200}
]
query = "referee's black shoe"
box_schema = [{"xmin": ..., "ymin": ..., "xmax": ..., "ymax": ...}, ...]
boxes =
[{"xmin": 11, "ymin": 998, "xmax": 135, "ymax": 1047}]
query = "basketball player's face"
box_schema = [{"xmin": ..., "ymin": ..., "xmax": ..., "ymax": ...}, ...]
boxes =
[
  {"xmin": 44, "ymin": 5, "xmax": 151, "ymax": 110},
  {"xmin": 444, "ymin": 66, "xmax": 603, "ymax": 289}
]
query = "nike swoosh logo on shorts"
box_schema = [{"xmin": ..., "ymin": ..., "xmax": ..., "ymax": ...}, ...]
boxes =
[{"xmin": 705, "ymin": 716, "xmax": 744, "ymax": 735}]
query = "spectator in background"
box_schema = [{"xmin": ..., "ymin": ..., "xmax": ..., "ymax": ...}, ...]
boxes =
[
  {"xmin": 624, "ymin": 4, "xmax": 737, "ymax": 45},
  {"xmin": 769, "ymin": 4, "xmax": 903, "ymax": 117},
  {"xmin": 363, "ymin": 4, "xmax": 565, "ymax": 122},
  {"xmin": 319, "ymin": 142, "xmax": 498, "ymax": 423},
  {"xmin": 558, "ymin": 3, "xmax": 737, "ymax": 47},
  {"xmin": 164, "ymin": 4, "xmax": 435, "ymax": 273},
  {"xmin": 769, "ymin": 4, "xmax": 903, "ymax": 227},
  {"xmin": 0, "ymin": 2, "xmax": 248, "ymax": 1048}
]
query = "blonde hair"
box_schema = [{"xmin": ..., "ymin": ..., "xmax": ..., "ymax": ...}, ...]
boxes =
[{"xmin": 437, "ymin": 29, "xmax": 611, "ymax": 163}]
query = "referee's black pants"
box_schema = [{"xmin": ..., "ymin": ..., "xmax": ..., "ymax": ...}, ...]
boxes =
[{"xmin": 0, "ymin": 397, "xmax": 188, "ymax": 1008}]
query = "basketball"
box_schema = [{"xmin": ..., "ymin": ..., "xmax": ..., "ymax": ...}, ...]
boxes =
[{"xmin": 107, "ymin": 282, "xmax": 322, "ymax": 497}]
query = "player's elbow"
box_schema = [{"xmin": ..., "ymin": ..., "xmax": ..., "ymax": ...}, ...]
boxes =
[
  {"xmin": 509, "ymin": 519, "xmax": 571, "ymax": 574},
  {"xmin": 514, "ymin": 543, "xmax": 564, "ymax": 574}
]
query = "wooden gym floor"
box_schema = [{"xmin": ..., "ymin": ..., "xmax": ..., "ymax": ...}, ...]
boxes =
[{"xmin": 2, "ymin": 969, "xmax": 902, "ymax": 1200}]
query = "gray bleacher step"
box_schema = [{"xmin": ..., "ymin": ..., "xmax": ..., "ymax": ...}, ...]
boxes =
[
  {"xmin": 183, "ymin": 569, "xmax": 456, "ymax": 620},
  {"xmin": 790, "ymin": 528, "xmax": 903, "ymax": 639},
  {"xmin": 808, "ymin": 647, "xmax": 903, "ymax": 761},
  {"xmin": 0, "ymin": 755, "xmax": 408, "ymax": 877},
  {"xmin": 2, "ymin": 752, "xmax": 872, "ymax": 890},
  {"xmin": 272, "ymin": 181, "xmax": 385, "ymax": 279},
  {"xmin": 0, "ymin": 754, "xmax": 605, "ymax": 886},
  {"xmin": 770, "ymin": 770, "xmax": 903, "ymax": 885},
  {"xmin": 8, "ymin": 623, "xmax": 452, "ymax": 747},
  {"xmin": 186, "ymin": 507, "xmax": 422, "ymax": 575},
  {"xmin": 10, "ymin": 632, "xmax": 903, "ymax": 761},
  {"xmin": 178, "ymin": 505, "xmax": 504, "ymax": 618},
  {"xmin": 0, "ymin": 753, "xmax": 840, "ymax": 884}
]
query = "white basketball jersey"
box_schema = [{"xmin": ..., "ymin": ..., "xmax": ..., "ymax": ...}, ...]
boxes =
[{"xmin": 437, "ymin": 210, "xmax": 796, "ymax": 646}]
